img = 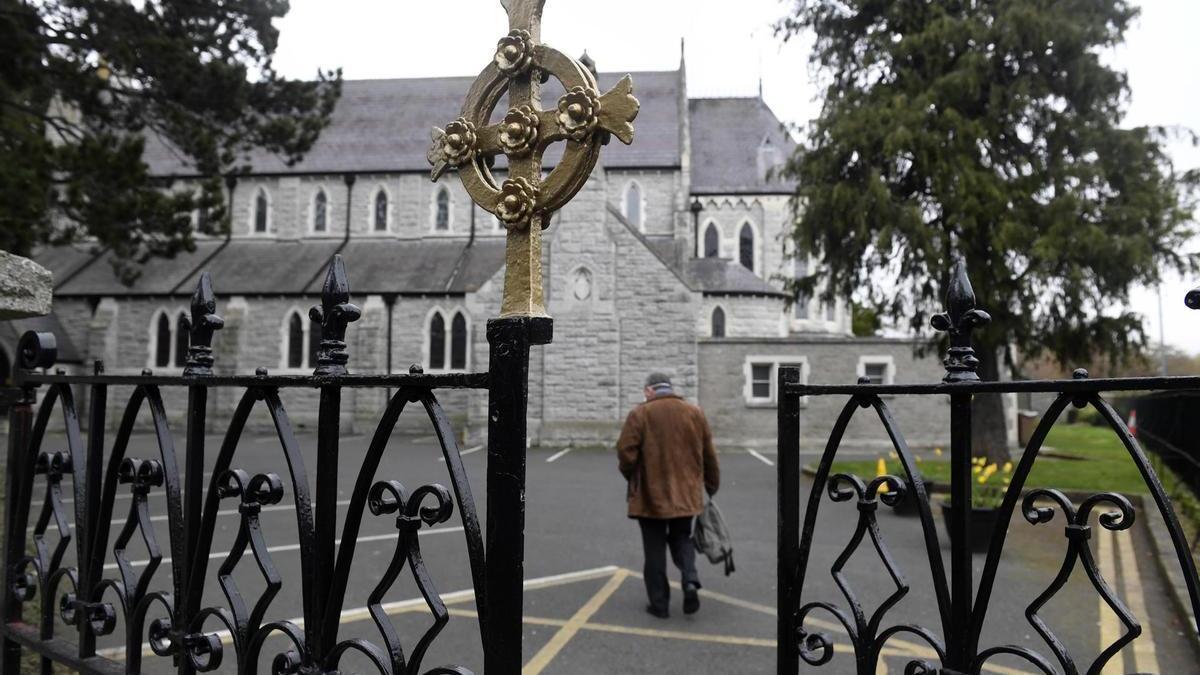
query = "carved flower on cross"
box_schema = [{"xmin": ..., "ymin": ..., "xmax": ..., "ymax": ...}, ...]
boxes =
[
  {"xmin": 496, "ymin": 177, "xmax": 538, "ymax": 228},
  {"xmin": 429, "ymin": 118, "xmax": 477, "ymax": 168},
  {"xmin": 499, "ymin": 105, "xmax": 540, "ymax": 158},
  {"xmin": 495, "ymin": 29, "xmax": 535, "ymax": 76},
  {"xmin": 556, "ymin": 86, "xmax": 601, "ymax": 143}
]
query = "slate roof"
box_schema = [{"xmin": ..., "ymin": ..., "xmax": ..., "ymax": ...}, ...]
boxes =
[
  {"xmin": 683, "ymin": 257, "xmax": 786, "ymax": 297},
  {"xmin": 689, "ymin": 97, "xmax": 797, "ymax": 194},
  {"xmin": 38, "ymin": 239, "xmax": 507, "ymax": 298},
  {"xmin": 140, "ymin": 71, "xmax": 682, "ymax": 177}
]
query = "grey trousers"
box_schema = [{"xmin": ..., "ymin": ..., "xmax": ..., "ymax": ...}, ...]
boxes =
[{"xmin": 637, "ymin": 516, "xmax": 700, "ymax": 611}]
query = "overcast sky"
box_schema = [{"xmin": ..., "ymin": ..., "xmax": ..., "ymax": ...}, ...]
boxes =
[{"xmin": 271, "ymin": 0, "xmax": 1200, "ymax": 356}]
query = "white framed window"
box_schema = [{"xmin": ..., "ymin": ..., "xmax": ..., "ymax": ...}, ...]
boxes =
[
  {"xmin": 310, "ymin": 187, "xmax": 331, "ymax": 233},
  {"xmin": 425, "ymin": 306, "xmax": 470, "ymax": 371},
  {"xmin": 371, "ymin": 185, "xmax": 391, "ymax": 232},
  {"xmin": 432, "ymin": 186, "xmax": 452, "ymax": 231},
  {"xmin": 147, "ymin": 308, "xmax": 188, "ymax": 369},
  {"xmin": 622, "ymin": 180, "xmax": 645, "ymax": 230},
  {"xmin": 857, "ymin": 355, "xmax": 896, "ymax": 385},
  {"xmin": 251, "ymin": 187, "xmax": 271, "ymax": 234},
  {"xmin": 743, "ymin": 356, "xmax": 809, "ymax": 406},
  {"xmin": 280, "ymin": 308, "xmax": 320, "ymax": 371}
]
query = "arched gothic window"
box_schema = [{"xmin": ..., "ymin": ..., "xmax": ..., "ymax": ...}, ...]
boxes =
[
  {"xmin": 313, "ymin": 189, "xmax": 328, "ymax": 232},
  {"xmin": 374, "ymin": 189, "xmax": 388, "ymax": 231},
  {"xmin": 174, "ymin": 313, "xmax": 189, "ymax": 368},
  {"xmin": 623, "ymin": 182, "xmax": 643, "ymax": 228},
  {"xmin": 435, "ymin": 188, "xmax": 450, "ymax": 231},
  {"xmin": 711, "ymin": 307, "xmax": 726, "ymax": 338},
  {"xmin": 738, "ymin": 222, "xmax": 755, "ymax": 272},
  {"xmin": 704, "ymin": 222, "xmax": 720, "ymax": 258},
  {"xmin": 254, "ymin": 189, "xmax": 270, "ymax": 233},
  {"xmin": 793, "ymin": 256, "xmax": 810, "ymax": 320},
  {"xmin": 154, "ymin": 313, "xmax": 171, "ymax": 368},
  {"xmin": 450, "ymin": 312, "xmax": 468, "ymax": 370},
  {"xmin": 286, "ymin": 312, "xmax": 305, "ymax": 369},
  {"xmin": 429, "ymin": 312, "xmax": 446, "ymax": 370}
]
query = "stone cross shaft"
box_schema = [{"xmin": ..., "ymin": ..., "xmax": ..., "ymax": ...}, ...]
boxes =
[{"xmin": 428, "ymin": 0, "xmax": 639, "ymax": 318}]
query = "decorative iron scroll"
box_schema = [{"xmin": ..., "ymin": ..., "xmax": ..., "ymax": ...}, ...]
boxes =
[
  {"xmin": 1, "ymin": 255, "xmax": 492, "ymax": 675},
  {"xmin": 778, "ymin": 259, "xmax": 1200, "ymax": 675}
]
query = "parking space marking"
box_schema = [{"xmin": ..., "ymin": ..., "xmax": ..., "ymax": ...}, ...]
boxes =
[
  {"xmin": 746, "ymin": 449, "xmax": 774, "ymax": 467},
  {"xmin": 439, "ymin": 445, "xmax": 483, "ymax": 462},
  {"xmin": 546, "ymin": 447, "xmax": 573, "ymax": 463},
  {"xmin": 103, "ymin": 525, "xmax": 464, "ymax": 571},
  {"xmin": 1098, "ymin": 526, "xmax": 1123, "ymax": 674},
  {"xmin": 99, "ymin": 565, "xmax": 621, "ymax": 660},
  {"xmin": 1115, "ymin": 526, "xmax": 1160, "ymax": 673},
  {"xmin": 523, "ymin": 568, "xmax": 629, "ymax": 674}
]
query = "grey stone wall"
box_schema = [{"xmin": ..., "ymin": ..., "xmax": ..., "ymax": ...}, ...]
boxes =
[
  {"xmin": 606, "ymin": 169, "xmax": 682, "ymax": 237},
  {"xmin": 697, "ymin": 337, "xmax": 951, "ymax": 449},
  {"xmin": 699, "ymin": 295, "xmax": 786, "ymax": 338}
]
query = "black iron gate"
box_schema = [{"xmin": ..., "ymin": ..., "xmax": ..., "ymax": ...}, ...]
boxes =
[
  {"xmin": 0, "ymin": 256, "xmax": 549, "ymax": 675},
  {"xmin": 777, "ymin": 261, "xmax": 1200, "ymax": 674}
]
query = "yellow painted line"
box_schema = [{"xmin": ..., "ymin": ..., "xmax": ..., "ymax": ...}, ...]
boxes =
[
  {"xmin": 523, "ymin": 568, "xmax": 629, "ymax": 675},
  {"xmin": 1098, "ymin": 525, "xmax": 1123, "ymax": 675},
  {"xmin": 100, "ymin": 565, "xmax": 621, "ymax": 660},
  {"xmin": 1115, "ymin": 528, "xmax": 1161, "ymax": 673}
]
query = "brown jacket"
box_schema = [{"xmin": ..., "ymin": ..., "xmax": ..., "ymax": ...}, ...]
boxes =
[{"xmin": 617, "ymin": 393, "xmax": 720, "ymax": 519}]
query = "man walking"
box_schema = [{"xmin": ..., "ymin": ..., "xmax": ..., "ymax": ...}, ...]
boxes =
[{"xmin": 617, "ymin": 372, "xmax": 720, "ymax": 619}]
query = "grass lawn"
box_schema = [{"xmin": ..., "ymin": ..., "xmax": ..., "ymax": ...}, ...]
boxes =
[{"xmin": 829, "ymin": 423, "xmax": 1153, "ymax": 495}]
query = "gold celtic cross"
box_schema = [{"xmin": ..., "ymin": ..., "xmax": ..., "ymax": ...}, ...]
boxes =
[{"xmin": 429, "ymin": 0, "xmax": 639, "ymax": 317}]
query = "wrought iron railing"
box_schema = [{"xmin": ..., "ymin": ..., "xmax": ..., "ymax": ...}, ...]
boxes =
[
  {"xmin": 0, "ymin": 255, "xmax": 549, "ymax": 675},
  {"xmin": 777, "ymin": 261, "xmax": 1200, "ymax": 674}
]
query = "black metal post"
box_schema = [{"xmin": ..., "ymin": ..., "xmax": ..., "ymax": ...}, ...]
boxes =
[
  {"xmin": 947, "ymin": 392, "xmax": 972, "ymax": 669},
  {"xmin": 1, "ymin": 390, "xmax": 34, "ymax": 675},
  {"xmin": 931, "ymin": 259, "xmax": 989, "ymax": 671},
  {"xmin": 312, "ymin": 384, "xmax": 340, "ymax": 656},
  {"xmin": 483, "ymin": 315, "xmax": 551, "ymax": 675},
  {"xmin": 179, "ymin": 384, "xmax": 206, "ymax": 675},
  {"xmin": 776, "ymin": 367, "xmax": 801, "ymax": 675},
  {"xmin": 78, "ymin": 377, "xmax": 106, "ymax": 659}
]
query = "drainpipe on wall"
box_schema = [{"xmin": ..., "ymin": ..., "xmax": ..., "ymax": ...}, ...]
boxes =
[{"xmin": 384, "ymin": 293, "xmax": 395, "ymax": 400}]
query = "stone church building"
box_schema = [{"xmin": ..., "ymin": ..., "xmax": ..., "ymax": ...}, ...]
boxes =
[{"xmin": 10, "ymin": 57, "xmax": 953, "ymax": 448}]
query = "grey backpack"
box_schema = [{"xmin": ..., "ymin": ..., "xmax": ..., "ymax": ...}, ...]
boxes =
[{"xmin": 693, "ymin": 498, "xmax": 735, "ymax": 576}]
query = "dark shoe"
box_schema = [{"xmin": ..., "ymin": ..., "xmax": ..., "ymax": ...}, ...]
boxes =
[
  {"xmin": 683, "ymin": 584, "xmax": 700, "ymax": 614},
  {"xmin": 646, "ymin": 604, "xmax": 669, "ymax": 619}
]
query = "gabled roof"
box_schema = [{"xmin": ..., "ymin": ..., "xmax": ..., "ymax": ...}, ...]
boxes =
[
  {"xmin": 140, "ymin": 71, "xmax": 682, "ymax": 177},
  {"xmin": 688, "ymin": 97, "xmax": 797, "ymax": 194}
]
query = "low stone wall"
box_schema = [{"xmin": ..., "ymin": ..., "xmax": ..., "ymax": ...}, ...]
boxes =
[{"xmin": 697, "ymin": 336, "xmax": 953, "ymax": 450}]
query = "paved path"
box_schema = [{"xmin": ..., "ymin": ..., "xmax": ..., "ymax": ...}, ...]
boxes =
[{"xmin": 13, "ymin": 432, "xmax": 1200, "ymax": 674}]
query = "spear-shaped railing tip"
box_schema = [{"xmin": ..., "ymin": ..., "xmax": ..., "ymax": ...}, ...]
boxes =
[
  {"xmin": 184, "ymin": 271, "xmax": 224, "ymax": 376},
  {"xmin": 931, "ymin": 258, "xmax": 991, "ymax": 382},
  {"xmin": 310, "ymin": 255, "xmax": 361, "ymax": 377}
]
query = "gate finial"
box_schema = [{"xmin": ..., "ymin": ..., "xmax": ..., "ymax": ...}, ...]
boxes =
[
  {"xmin": 184, "ymin": 271, "xmax": 224, "ymax": 376},
  {"xmin": 310, "ymin": 255, "xmax": 361, "ymax": 377},
  {"xmin": 931, "ymin": 258, "xmax": 991, "ymax": 382},
  {"xmin": 429, "ymin": 0, "xmax": 639, "ymax": 318}
]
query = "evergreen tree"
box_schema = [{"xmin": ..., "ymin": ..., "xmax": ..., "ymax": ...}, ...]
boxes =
[
  {"xmin": 0, "ymin": 0, "xmax": 341, "ymax": 281},
  {"xmin": 778, "ymin": 0, "xmax": 1197, "ymax": 459}
]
